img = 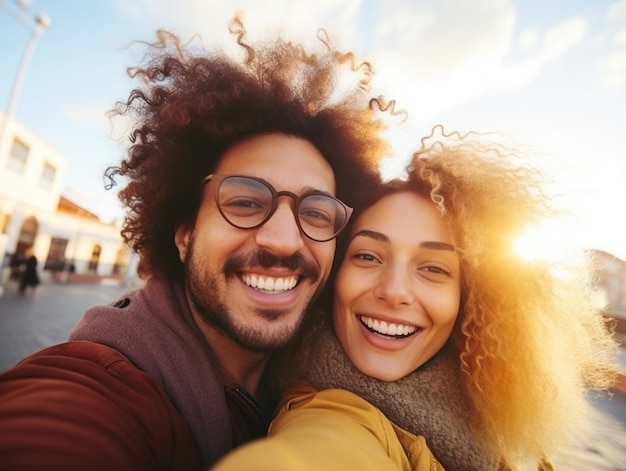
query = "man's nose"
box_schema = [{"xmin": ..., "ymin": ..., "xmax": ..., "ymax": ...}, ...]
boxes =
[{"xmin": 254, "ymin": 199, "xmax": 305, "ymax": 256}]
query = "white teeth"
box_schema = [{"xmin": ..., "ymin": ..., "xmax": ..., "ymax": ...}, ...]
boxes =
[
  {"xmin": 241, "ymin": 274, "xmax": 298, "ymax": 292},
  {"xmin": 359, "ymin": 315, "xmax": 417, "ymax": 337},
  {"xmin": 388, "ymin": 323, "xmax": 398, "ymax": 336}
]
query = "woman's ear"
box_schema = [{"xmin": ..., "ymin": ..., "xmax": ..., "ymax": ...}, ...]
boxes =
[{"xmin": 174, "ymin": 225, "xmax": 192, "ymax": 262}]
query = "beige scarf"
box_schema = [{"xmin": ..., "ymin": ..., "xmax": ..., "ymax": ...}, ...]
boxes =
[{"xmin": 303, "ymin": 327, "xmax": 499, "ymax": 471}]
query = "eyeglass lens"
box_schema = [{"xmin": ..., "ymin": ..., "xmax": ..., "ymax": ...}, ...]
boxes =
[{"xmin": 216, "ymin": 176, "xmax": 349, "ymax": 241}]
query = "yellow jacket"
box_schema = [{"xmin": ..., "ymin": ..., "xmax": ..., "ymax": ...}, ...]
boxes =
[{"xmin": 212, "ymin": 382, "xmax": 444, "ymax": 470}]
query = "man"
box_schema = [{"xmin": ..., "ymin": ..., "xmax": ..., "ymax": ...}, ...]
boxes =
[{"xmin": 0, "ymin": 18, "xmax": 391, "ymax": 469}]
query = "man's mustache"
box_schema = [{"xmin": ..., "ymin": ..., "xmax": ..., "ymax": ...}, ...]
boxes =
[{"xmin": 223, "ymin": 250, "xmax": 320, "ymax": 280}]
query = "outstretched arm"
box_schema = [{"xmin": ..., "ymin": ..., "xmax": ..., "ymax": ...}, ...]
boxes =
[{"xmin": 211, "ymin": 384, "xmax": 443, "ymax": 471}]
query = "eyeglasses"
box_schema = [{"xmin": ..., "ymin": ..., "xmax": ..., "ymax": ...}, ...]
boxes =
[{"xmin": 202, "ymin": 174, "xmax": 353, "ymax": 242}]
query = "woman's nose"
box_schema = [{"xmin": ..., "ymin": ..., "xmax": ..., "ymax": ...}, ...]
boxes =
[{"xmin": 373, "ymin": 265, "xmax": 415, "ymax": 307}]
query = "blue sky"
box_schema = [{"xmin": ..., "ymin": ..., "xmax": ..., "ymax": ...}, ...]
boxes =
[{"xmin": 1, "ymin": 0, "xmax": 625, "ymax": 260}]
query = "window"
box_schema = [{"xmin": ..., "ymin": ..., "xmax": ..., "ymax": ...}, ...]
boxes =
[
  {"xmin": 88, "ymin": 244, "xmax": 101, "ymax": 272},
  {"xmin": 39, "ymin": 162, "xmax": 56, "ymax": 191},
  {"xmin": 6, "ymin": 138, "xmax": 29, "ymax": 174},
  {"xmin": 45, "ymin": 237, "xmax": 68, "ymax": 271}
]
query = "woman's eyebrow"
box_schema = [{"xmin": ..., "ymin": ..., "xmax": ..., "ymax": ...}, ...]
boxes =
[
  {"xmin": 420, "ymin": 241, "xmax": 456, "ymax": 252},
  {"xmin": 352, "ymin": 229, "xmax": 388, "ymax": 243},
  {"xmin": 352, "ymin": 230, "xmax": 455, "ymax": 251}
]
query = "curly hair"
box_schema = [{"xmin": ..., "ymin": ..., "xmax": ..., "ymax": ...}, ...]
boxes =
[
  {"xmin": 273, "ymin": 125, "xmax": 618, "ymax": 467},
  {"xmin": 396, "ymin": 126, "xmax": 618, "ymax": 468},
  {"xmin": 104, "ymin": 16, "xmax": 393, "ymax": 280}
]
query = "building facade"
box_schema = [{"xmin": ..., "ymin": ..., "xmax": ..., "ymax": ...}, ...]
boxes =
[
  {"xmin": 0, "ymin": 111, "xmax": 129, "ymax": 285},
  {"xmin": 589, "ymin": 249, "xmax": 626, "ymax": 337}
]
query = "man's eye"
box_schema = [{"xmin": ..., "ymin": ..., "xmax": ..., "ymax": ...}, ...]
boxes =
[
  {"xmin": 222, "ymin": 197, "xmax": 267, "ymax": 214},
  {"xmin": 300, "ymin": 209, "xmax": 332, "ymax": 227}
]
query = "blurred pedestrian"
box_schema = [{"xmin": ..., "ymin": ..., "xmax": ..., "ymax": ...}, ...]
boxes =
[
  {"xmin": 9, "ymin": 251, "xmax": 26, "ymax": 282},
  {"xmin": 18, "ymin": 249, "xmax": 40, "ymax": 296}
]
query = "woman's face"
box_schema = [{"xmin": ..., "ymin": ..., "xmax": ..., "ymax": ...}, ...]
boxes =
[{"xmin": 333, "ymin": 191, "xmax": 461, "ymax": 381}]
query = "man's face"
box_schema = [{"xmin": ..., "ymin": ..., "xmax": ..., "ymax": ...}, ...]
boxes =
[{"xmin": 175, "ymin": 133, "xmax": 337, "ymax": 352}]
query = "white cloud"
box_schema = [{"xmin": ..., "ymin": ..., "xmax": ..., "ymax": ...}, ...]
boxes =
[
  {"xmin": 597, "ymin": 1, "xmax": 626, "ymax": 90},
  {"xmin": 599, "ymin": 50, "xmax": 626, "ymax": 88},
  {"xmin": 371, "ymin": 0, "xmax": 515, "ymax": 74},
  {"xmin": 343, "ymin": 3, "xmax": 588, "ymax": 131},
  {"xmin": 608, "ymin": 0, "xmax": 626, "ymax": 22},
  {"xmin": 540, "ymin": 17, "xmax": 588, "ymax": 60},
  {"xmin": 615, "ymin": 29, "xmax": 626, "ymax": 46},
  {"xmin": 518, "ymin": 29, "xmax": 539, "ymax": 52},
  {"xmin": 358, "ymin": 0, "xmax": 519, "ymax": 124}
]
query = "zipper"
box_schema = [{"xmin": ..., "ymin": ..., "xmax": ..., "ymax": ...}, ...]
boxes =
[{"xmin": 229, "ymin": 384, "xmax": 269, "ymax": 433}]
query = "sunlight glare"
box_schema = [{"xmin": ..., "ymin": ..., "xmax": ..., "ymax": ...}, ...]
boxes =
[{"xmin": 514, "ymin": 218, "xmax": 581, "ymax": 262}]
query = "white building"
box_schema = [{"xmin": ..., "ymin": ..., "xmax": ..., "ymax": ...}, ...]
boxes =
[{"xmin": 0, "ymin": 111, "xmax": 129, "ymax": 284}]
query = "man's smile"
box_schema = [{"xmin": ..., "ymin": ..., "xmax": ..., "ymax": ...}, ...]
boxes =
[{"xmin": 241, "ymin": 274, "xmax": 299, "ymax": 293}]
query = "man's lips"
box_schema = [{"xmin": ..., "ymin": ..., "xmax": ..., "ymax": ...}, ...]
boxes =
[
  {"xmin": 359, "ymin": 315, "xmax": 420, "ymax": 337},
  {"xmin": 224, "ymin": 250, "xmax": 319, "ymax": 291},
  {"xmin": 240, "ymin": 273, "xmax": 299, "ymax": 293}
]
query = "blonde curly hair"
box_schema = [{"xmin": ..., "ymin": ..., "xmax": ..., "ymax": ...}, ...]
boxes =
[{"xmin": 405, "ymin": 126, "xmax": 618, "ymax": 468}]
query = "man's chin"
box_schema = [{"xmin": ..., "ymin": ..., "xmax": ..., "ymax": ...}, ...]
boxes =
[
  {"xmin": 233, "ymin": 335, "xmax": 293, "ymax": 353},
  {"xmin": 232, "ymin": 318, "xmax": 303, "ymax": 352}
]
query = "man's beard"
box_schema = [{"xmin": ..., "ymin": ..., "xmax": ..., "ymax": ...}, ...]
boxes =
[{"xmin": 183, "ymin": 233, "xmax": 323, "ymax": 352}]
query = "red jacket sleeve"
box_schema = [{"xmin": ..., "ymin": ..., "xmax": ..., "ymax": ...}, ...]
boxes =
[{"xmin": 0, "ymin": 342, "xmax": 201, "ymax": 470}]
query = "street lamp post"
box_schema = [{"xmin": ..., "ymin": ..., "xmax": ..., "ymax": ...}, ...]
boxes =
[
  {"xmin": 0, "ymin": 0, "xmax": 50, "ymax": 297},
  {"xmin": 0, "ymin": 0, "xmax": 51, "ymax": 154}
]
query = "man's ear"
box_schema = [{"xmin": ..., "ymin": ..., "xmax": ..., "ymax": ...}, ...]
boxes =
[{"xmin": 174, "ymin": 225, "xmax": 192, "ymax": 262}]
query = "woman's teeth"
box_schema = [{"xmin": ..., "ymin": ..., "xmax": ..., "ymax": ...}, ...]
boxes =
[{"xmin": 359, "ymin": 315, "xmax": 418, "ymax": 337}]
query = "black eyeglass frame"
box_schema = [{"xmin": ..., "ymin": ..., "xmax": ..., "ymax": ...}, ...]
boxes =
[{"xmin": 202, "ymin": 174, "xmax": 353, "ymax": 242}]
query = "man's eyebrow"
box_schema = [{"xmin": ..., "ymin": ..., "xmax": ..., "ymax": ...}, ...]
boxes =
[
  {"xmin": 352, "ymin": 230, "xmax": 456, "ymax": 251},
  {"xmin": 302, "ymin": 185, "xmax": 334, "ymax": 196}
]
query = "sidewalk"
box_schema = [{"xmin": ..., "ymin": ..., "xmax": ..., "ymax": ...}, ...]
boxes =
[
  {"xmin": 0, "ymin": 278, "xmax": 129, "ymax": 371},
  {"xmin": 49, "ymin": 271, "xmax": 125, "ymax": 285}
]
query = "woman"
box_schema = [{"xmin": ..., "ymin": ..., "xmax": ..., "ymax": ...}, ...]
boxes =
[{"xmin": 212, "ymin": 128, "xmax": 618, "ymax": 470}]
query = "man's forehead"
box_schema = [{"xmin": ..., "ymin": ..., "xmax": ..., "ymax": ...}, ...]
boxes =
[{"xmin": 214, "ymin": 133, "xmax": 336, "ymax": 193}]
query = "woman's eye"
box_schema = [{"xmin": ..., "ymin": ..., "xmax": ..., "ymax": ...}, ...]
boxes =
[
  {"xmin": 354, "ymin": 253, "xmax": 380, "ymax": 263},
  {"xmin": 420, "ymin": 265, "xmax": 450, "ymax": 276}
]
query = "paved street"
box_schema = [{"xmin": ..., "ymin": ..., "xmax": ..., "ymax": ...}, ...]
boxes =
[
  {"xmin": 0, "ymin": 278, "xmax": 129, "ymax": 371},
  {"xmin": 1, "ymin": 278, "xmax": 625, "ymax": 469}
]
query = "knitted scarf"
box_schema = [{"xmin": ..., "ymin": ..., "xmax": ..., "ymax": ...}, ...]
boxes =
[
  {"xmin": 303, "ymin": 326, "xmax": 499, "ymax": 471},
  {"xmin": 69, "ymin": 278, "xmax": 231, "ymax": 467}
]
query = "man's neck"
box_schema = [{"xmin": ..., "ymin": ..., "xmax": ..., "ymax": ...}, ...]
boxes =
[{"xmin": 191, "ymin": 311, "xmax": 269, "ymax": 397}]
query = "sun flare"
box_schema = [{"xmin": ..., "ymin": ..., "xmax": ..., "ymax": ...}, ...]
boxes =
[{"xmin": 514, "ymin": 218, "xmax": 583, "ymax": 263}]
